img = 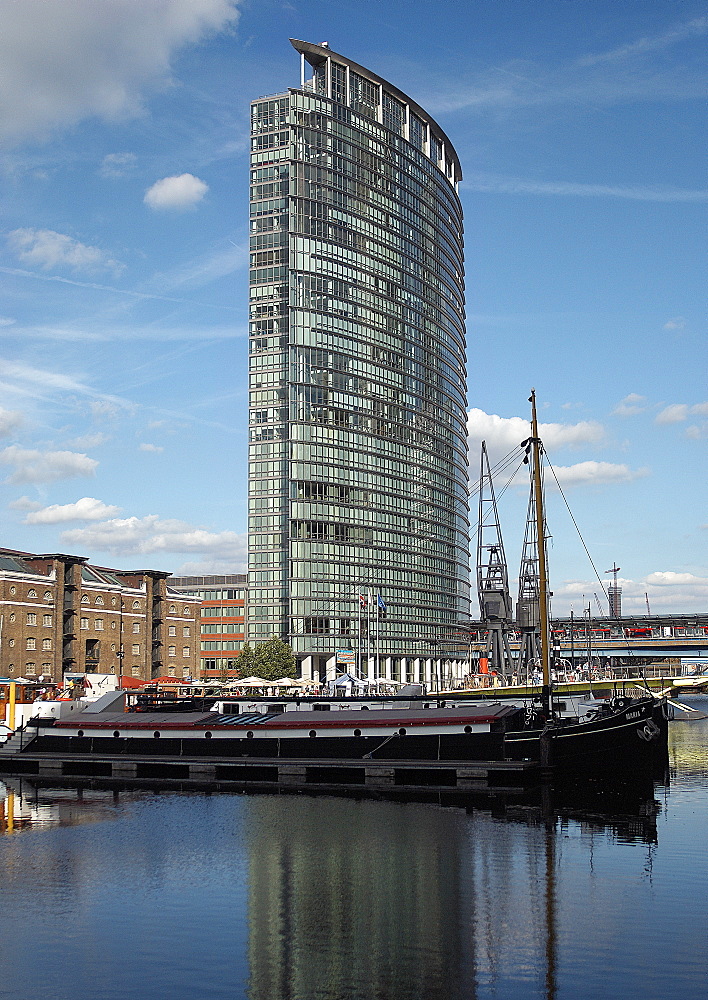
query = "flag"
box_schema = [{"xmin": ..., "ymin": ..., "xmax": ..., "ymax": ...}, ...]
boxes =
[
  {"xmin": 359, "ymin": 594, "xmax": 367, "ymax": 610},
  {"xmin": 377, "ymin": 594, "xmax": 387, "ymax": 619}
]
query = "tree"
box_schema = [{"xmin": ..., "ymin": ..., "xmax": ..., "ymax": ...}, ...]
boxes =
[
  {"xmin": 254, "ymin": 635, "xmax": 296, "ymax": 681},
  {"xmin": 236, "ymin": 642, "xmax": 257, "ymax": 677}
]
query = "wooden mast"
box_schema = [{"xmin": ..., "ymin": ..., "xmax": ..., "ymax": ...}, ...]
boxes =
[{"xmin": 529, "ymin": 390, "xmax": 552, "ymax": 717}]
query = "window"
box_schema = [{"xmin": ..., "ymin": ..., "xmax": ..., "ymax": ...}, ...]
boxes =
[
  {"xmin": 168, "ymin": 625, "xmax": 176, "ymax": 636},
  {"xmin": 131, "ymin": 666, "xmax": 140, "ymax": 677},
  {"xmin": 9, "ymin": 638, "xmax": 15, "ymax": 648},
  {"xmin": 81, "ymin": 618, "xmax": 89, "ymax": 630},
  {"xmin": 9, "ymin": 613, "xmax": 15, "ymax": 623},
  {"xmin": 182, "ymin": 646, "xmax": 190, "ymax": 658},
  {"xmin": 43, "ymin": 615, "xmax": 52, "ymax": 627},
  {"xmin": 26, "ymin": 613, "xmax": 37, "ymax": 625},
  {"xmin": 168, "ymin": 646, "xmax": 176, "ymax": 657},
  {"xmin": 81, "ymin": 595, "xmax": 89, "ymax": 604},
  {"xmin": 132, "ymin": 600, "xmax": 140, "ymax": 609},
  {"xmin": 169, "ymin": 605, "xmax": 176, "ymax": 613},
  {"xmin": 10, "ymin": 586, "xmax": 16, "ymax": 595},
  {"xmin": 28, "ymin": 589, "xmax": 37, "ymax": 598},
  {"xmin": 132, "ymin": 622, "xmax": 140, "ymax": 633},
  {"xmin": 183, "ymin": 626, "xmax": 190, "ymax": 637},
  {"xmin": 132, "ymin": 644, "xmax": 140, "ymax": 656},
  {"xmin": 95, "ymin": 596, "xmax": 104, "ymax": 606},
  {"xmin": 95, "ymin": 619, "xmax": 104, "ymax": 631},
  {"xmin": 25, "ymin": 662, "xmax": 36, "ymax": 673},
  {"xmin": 44, "ymin": 591, "xmax": 53, "ymax": 602},
  {"xmin": 42, "ymin": 638, "xmax": 52, "ymax": 651},
  {"xmin": 26, "ymin": 637, "xmax": 36, "ymax": 650},
  {"xmin": 183, "ymin": 607, "xmax": 191, "ymax": 616}
]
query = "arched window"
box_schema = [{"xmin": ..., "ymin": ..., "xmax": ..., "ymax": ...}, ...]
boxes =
[
  {"xmin": 132, "ymin": 600, "xmax": 140, "ymax": 609},
  {"xmin": 95, "ymin": 596, "xmax": 104, "ymax": 606},
  {"xmin": 27, "ymin": 589, "xmax": 37, "ymax": 598},
  {"xmin": 81, "ymin": 595, "xmax": 89, "ymax": 604}
]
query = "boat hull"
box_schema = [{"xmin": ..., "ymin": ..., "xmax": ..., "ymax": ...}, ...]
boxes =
[{"xmin": 16, "ymin": 698, "xmax": 669, "ymax": 775}]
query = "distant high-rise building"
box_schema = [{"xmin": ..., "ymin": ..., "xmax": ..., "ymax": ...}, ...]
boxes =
[{"xmin": 248, "ymin": 40, "xmax": 470, "ymax": 684}]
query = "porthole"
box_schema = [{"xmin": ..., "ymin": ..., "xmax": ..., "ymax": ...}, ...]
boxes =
[
  {"xmin": 77, "ymin": 730, "xmax": 84, "ymax": 737},
  {"xmin": 246, "ymin": 731, "xmax": 254, "ymax": 739},
  {"xmin": 204, "ymin": 731, "xmax": 212, "ymax": 739},
  {"xmin": 398, "ymin": 728, "xmax": 406, "ymax": 736},
  {"xmin": 153, "ymin": 731, "xmax": 161, "ymax": 739},
  {"xmin": 309, "ymin": 730, "xmax": 317, "ymax": 738},
  {"xmin": 464, "ymin": 725, "xmax": 472, "ymax": 734},
  {"xmin": 353, "ymin": 729, "xmax": 362, "ymax": 737},
  {"xmin": 113, "ymin": 731, "xmax": 120, "ymax": 738}
]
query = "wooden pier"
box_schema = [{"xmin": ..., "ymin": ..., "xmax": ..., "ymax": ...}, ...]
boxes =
[{"xmin": 0, "ymin": 746, "xmax": 538, "ymax": 794}]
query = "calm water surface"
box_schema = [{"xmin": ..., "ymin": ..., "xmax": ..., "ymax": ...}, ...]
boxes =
[{"xmin": 1, "ymin": 698, "xmax": 707, "ymax": 1000}]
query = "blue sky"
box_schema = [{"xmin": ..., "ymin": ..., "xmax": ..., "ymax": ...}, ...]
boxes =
[{"xmin": 0, "ymin": 0, "xmax": 705, "ymax": 616}]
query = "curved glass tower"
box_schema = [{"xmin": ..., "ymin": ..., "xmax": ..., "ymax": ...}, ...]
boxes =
[{"xmin": 248, "ymin": 40, "xmax": 470, "ymax": 681}]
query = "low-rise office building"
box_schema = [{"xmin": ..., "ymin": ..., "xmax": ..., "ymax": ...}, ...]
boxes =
[{"xmin": 169, "ymin": 574, "xmax": 247, "ymax": 681}]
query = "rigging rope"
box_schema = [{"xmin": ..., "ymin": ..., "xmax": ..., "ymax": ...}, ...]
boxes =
[{"xmin": 544, "ymin": 455, "xmax": 610, "ymax": 605}]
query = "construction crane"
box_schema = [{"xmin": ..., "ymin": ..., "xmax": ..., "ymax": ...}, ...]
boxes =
[{"xmin": 605, "ymin": 563, "xmax": 622, "ymax": 617}]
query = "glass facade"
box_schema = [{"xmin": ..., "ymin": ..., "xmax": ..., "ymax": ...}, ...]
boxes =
[{"xmin": 248, "ymin": 40, "xmax": 470, "ymax": 664}]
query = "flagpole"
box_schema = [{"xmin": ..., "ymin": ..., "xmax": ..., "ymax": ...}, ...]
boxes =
[
  {"xmin": 356, "ymin": 585, "xmax": 361, "ymax": 680},
  {"xmin": 367, "ymin": 587, "xmax": 372, "ymax": 680}
]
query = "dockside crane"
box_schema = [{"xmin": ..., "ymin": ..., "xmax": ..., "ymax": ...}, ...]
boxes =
[{"xmin": 476, "ymin": 441, "xmax": 515, "ymax": 681}]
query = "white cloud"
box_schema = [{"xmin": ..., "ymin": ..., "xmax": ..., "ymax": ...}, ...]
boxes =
[
  {"xmin": 550, "ymin": 461, "xmax": 649, "ymax": 488},
  {"xmin": 578, "ymin": 17, "xmax": 708, "ymax": 67},
  {"xmin": 139, "ymin": 442, "xmax": 164, "ymax": 453},
  {"xmin": 690, "ymin": 402, "xmax": 708, "ymax": 416},
  {"xmin": 25, "ymin": 497, "xmax": 121, "ymax": 524},
  {"xmin": 66, "ymin": 432, "xmax": 109, "ymax": 450},
  {"xmin": 686, "ymin": 424, "xmax": 708, "ymax": 441},
  {"xmin": 467, "ymin": 407, "xmax": 604, "ymax": 458},
  {"xmin": 663, "ymin": 317, "xmax": 686, "ymax": 331},
  {"xmin": 9, "ymin": 496, "xmax": 42, "ymax": 512},
  {"xmin": 552, "ymin": 569, "xmax": 708, "ymax": 615},
  {"xmin": 62, "ymin": 515, "xmax": 246, "ymax": 561},
  {"xmin": 656, "ymin": 404, "xmax": 689, "ymax": 424},
  {"xmin": 7, "ymin": 228, "xmax": 123, "ymax": 275},
  {"xmin": 612, "ymin": 393, "xmax": 647, "ymax": 417},
  {"xmin": 99, "ymin": 152, "xmax": 137, "ymax": 178},
  {"xmin": 0, "ymin": 316, "xmax": 16, "ymax": 327},
  {"xmin": 144, "ymin": 173, "xmax": 209, "ymax": 210},
  {"xmin": 461, "ymin": 173, "xmax": 708, "ymax": 203},
  {"xmin": 0, "ymin": 406, "xmax": 23, "ymax": 436},
  {"xmin": 0, "ymin": 446, "xmax": 97, "ymax": 484},
  {"xmin": 0, "ymin": 0, "xmax": 242, "ymax": 146}
]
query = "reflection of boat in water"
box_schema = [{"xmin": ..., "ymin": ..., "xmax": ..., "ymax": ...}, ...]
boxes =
[{"xmin": 0, "ymin": 395, "xmax": 668, "ymax": 785}]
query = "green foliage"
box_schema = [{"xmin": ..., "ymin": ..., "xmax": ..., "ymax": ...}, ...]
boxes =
[
  {"xmin": 254, "ymin": 635, "xmax": 297, "ymax": 681},
  {"xmin": 236, "ymin": 641, "xmax": 257, "ymax": 677}
]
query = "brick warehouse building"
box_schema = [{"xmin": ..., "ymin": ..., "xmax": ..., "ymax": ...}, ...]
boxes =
[{"xmin": 0, "ymin": 547, "xmax": 200, "ymax": 683}]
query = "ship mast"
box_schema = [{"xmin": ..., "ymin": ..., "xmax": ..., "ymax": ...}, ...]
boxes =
[{"xmin": 528, "ymin": 390, "xmax": 552, "ymax": 717}]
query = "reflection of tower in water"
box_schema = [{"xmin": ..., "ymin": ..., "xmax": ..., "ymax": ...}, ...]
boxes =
[{"xmin": 244, "ymin": 796, "xmax": 476, "ymax": 999}]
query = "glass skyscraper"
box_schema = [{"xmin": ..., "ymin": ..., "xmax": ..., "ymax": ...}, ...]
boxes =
[{"xmin": 248, "ymin": 40, "xmax": 470, "ymax": 684}]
